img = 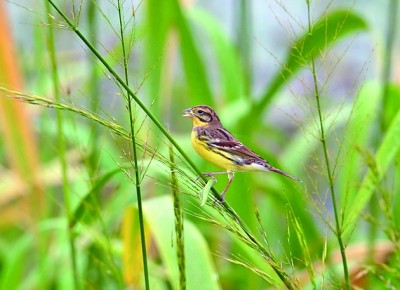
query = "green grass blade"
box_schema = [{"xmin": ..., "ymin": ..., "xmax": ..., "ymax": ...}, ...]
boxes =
[
  {"xmin": 174, "ymin": 1, "xmax": 213, "ymax": 104},
  {"xmin": 337, "ymin": 82, "xmax": 380, "ymax": 205},
  {"xmin": 145, "ymin": 0, "xmax": 214, "ymax": 105},
  {"xmin": 382, "ymin": 84, "xmax": 400, "ymax": 130},
  {"xmin": 70, "ymin": 167, "xmax": 124, "ymax": 227},
  {"xmin": 144, "ymin": 0, "xmax": 173, "ymax": 112},
  {"xmin": 343, "ymin": 107, "xmax": 400, "ymax": 239},
  {"xmin": 253, "ymin": 9, "xmax": 368, "ymax": 118},
  {"xmin": 189, "ymin": 8, "xmax": 244, "ymax": 102},
  {"xmin": 0, "ymin": 235, "xmax": 32, "ymax": 290}
]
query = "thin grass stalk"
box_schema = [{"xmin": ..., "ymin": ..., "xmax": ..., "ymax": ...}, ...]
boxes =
[
  {"xmin": 47, "ymin": 2, "xmax": 296, "ymax": 287},
  {"xmin": 0, "ymin": 88, "xmax": 128, "ymax": 137},
  {"xmin": 312, "ymin": 40, "xmax": 351, "ymax": 290},
  {"xmin": 116, "ymin": 1, "xmax": 149, "ymax": 289},
  {"xmin": 169, "ymin": 144, "xmax": 186, "ymax": 290},
  {"xmin": 87, "ymin": 0, "xmax": 100, "ymax": 173},
  {"xmin": 305, "ymin": 2, "xmax": 350, "ymax": 289},
  {"xmin": 45, "ymin": 1, "xmax": 79, "ymax": 289}
]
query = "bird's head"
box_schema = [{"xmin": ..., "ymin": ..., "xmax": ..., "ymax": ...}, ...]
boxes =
[{"xmin": 183, "ymin": 105, "xmax": 221, "ymax": 127}]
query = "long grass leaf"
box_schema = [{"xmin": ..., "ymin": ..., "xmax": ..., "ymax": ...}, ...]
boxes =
[
  {"xmin": 337, "ymin": 82, "xmax": 380, "ymax": 207},
  {"xmin": 70, "ymin": 167, "xmax": 123, "ymax": 227},
  {"xmin": 343, "ymin": 107, "xmax": 400, "ymax": 239},
  {"xmin": 189, "ymin": 8, "xmax": 244, "ymax": 102},
  {"xmin": 173, "ymin": 1, "xmax": 213, "ymax": 104},
  {"xmin": 253, "ymin": 9, "xmax": 368, "ymax": 118}
]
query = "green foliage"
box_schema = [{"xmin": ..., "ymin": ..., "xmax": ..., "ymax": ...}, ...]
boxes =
[{"xmin": 0, "ymin": 1, "xmax": 399, "ymax": 290}]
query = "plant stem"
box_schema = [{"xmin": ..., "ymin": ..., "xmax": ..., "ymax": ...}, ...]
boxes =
[
  {"xmin": 116, "ymin": 2, "xmax": 150, "ymax": 289},
  {"xmin": 313, "ymin": 56, "xmax": 350, "ymax": 289},
  {"xmin": 87, "ymin": 0, "xmax": 100, "ymax": 172},
  {"xmin": 169, "ymin": 144, "xmax": 186, "ymax": 290},
  {"xmin": 45, "ymin": 1, "xmax": 79, "ymax": 289},
  {"xmin": 305, "ymin": 2, "xmax": 350, "ymax": 289}
]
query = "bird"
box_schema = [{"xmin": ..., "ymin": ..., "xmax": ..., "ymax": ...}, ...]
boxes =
[{"xmin": 183, "ymin": 105, "xmax": 301, "ymax": 202}]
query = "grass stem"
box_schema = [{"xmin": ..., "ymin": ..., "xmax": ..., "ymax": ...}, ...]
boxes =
[
  {"xmin": 87, "ymin": 0, "xmax": 101, "ymax": 172},
  {"xmin": 306, "ymin": 2, "xmax": 350, "ymax": 288},
  {"xmin": 169, "ymin": 144, "xmax": 186, "ymax": 290},
  {"xmin": 116, "ymin": 1, "xmax": 150, "ymax": 288}
]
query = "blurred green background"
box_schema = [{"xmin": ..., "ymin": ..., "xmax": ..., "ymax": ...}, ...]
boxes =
[{"xmin": 1, "ymin": 0, "xmax": 399, "ymax": 289}]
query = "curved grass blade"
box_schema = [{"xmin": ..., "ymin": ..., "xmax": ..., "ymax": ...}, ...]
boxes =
[
  {"xmin": 337, "ymin": 82, "xmax": 380, "ymax": 205},
  {"xmin": 252, "ymin": 9, "xmax": 368, "ymax": 118},
  {"xmin": 173, "ymin": 1, "xmax": 213, "ymax": 104},
  {"xmin": 343, "ymin": 107, "xmax": 400, "ymax": 239},
  {"xmin": 70, "ymin": 167, "xmax": 125, "ymax": 227},
  {"xmin": 189, "ymin": 8, "xmax": 244, "ymax": 102},
  {"xmin": 145, "ymin": 0, "xmax": 213, "ymax": 106}
]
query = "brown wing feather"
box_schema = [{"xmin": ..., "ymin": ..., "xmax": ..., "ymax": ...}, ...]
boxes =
[{"xmin": 208, "ymin": 128, "xmax": 265, "ymax": 161}]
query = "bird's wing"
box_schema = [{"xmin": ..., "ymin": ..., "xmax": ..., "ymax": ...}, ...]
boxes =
[
  {"xmin": 207, "ymin": 128, "xmax": 264, "ymax": 161},
  {"xmin": 203, "ymin": 127, "xmax": 301, "ymax": 181}
]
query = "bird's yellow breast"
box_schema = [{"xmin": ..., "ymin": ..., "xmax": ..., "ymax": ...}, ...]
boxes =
[{"xmin": 191, "ymin": 129, "xmax": 239, "ymax": 171}]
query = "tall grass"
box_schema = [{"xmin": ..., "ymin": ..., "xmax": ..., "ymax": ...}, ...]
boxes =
[{"xmin": 0, "ymin": 1, "xmax": 399, "ymax": 289}]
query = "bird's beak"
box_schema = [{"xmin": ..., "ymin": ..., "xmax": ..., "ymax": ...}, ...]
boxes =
[{"xmin": 183, "ymin": 108, "xmax": 193, "ymax": 118}]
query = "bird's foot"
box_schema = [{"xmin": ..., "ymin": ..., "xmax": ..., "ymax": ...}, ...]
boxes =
[
  {"xmin": 195, "ymin": 171, "xmax": 224, "ymax": 182},
  {"xmin": 203, "ymin": 172, "xmax": 218, "ymax": 181}
]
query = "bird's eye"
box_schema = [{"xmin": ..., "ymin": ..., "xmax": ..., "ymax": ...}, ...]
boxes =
[{"xmin": 197, "ymin": 110, "xmax": 205, "ymax": 115}]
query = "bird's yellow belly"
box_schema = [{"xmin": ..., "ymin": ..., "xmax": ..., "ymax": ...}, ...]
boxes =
[{"xmin": 191, "ymin": 131, "xmax": 239, "ymax": 171}]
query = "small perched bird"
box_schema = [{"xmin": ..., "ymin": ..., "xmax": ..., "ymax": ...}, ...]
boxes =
[{"xmin": 183, "ymin": 105, "xmax": 301, "ymax": 201}]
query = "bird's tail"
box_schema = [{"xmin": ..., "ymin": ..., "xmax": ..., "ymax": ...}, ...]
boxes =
[{"xmin": 268, "ymin": 166, "xmax": 302, "ymax": 182}]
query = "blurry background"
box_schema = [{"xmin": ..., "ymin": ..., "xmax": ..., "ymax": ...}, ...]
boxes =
[{"xmin": 1, "ymin": 0, "xmax": 399, "ymax": 289}]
